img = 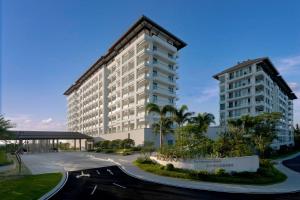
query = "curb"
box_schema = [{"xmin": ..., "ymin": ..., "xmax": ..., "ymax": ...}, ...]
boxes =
[
  {"xmin": 38, "ymin": 171, "xmax": 68, "ymax": 200},
  {"xmin": 112, "ymin": 158, "xmax": 300, "ymax": 195}
]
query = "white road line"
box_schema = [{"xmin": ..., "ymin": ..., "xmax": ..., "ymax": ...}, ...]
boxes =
[
  {"xmin": 96, "ymin": 170, "xmax": 100, "ymax": 175},
  {"xmin": 107, "ymin": 169, "xmax": 114, "ymax": 175},
  {"xmin": 90, "ymin": 185, "xmax": 98, "ymax": 195},
  {"xmin": 113, "ymin": 183, "xmax": 126, "ymax": 189}
]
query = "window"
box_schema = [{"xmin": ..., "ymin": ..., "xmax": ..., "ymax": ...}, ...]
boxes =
[
  {"xmin": 229, "ymin": 72, "xmax": 234, "ymax": 80},
  {"xmin": 153, "ymin": 57, "xmax": 158, "ymax": 64},
  {"xmin": 220, "ymin": 95, "xmax": 225, "ymax": 101},
  {"xmin": 153, "ymin": 45, "xmax": 157, "ymax": 51},
  {"xmin": 168, "ymin": 64, "xmax": 174, "ymax": 70},
  {"xmin": 153, "ymin": 95, "xmax": 157, "ymax": 102},
  {"xmin": 168, "ymin": 86, "xmax": 174, "ymax": 93},
  {"xmin": 153, "ymin": 82, "xmax": 158, "ymax": 89},
  {"xmin": 220, "ymin": 103, "xmax": 225, "ymax": 110},
  {"xmin": 168, "ymin": 53, "xmax": 173, "ymax": 59},
  {"xmin": 168, "ymin": 75, "xmax": 174, "ymax": 82},
  {"xmin": 153, "ymin": 70, "xmax": 158, "ymax": 77},
  {"xmin": 169, "ymin": 98, "xmax": 174, "ymax": 103}
]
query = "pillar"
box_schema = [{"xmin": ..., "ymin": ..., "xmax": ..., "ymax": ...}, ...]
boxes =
[
  {"xmin": 74, "ymin": 139, "xmax": 76, "ymax": 151},
  {"xmin": 79, "ymin": 139, "xmax": 82, "ymax": 151}
]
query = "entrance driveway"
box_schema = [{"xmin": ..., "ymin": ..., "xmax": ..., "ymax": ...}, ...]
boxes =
[{"xmin": 21, "ymin": 152, "xmax": 121, "ymax": 174}]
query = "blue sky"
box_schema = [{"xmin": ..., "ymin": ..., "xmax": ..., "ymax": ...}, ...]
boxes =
[{"xmin": 1, "ymin": 0, "xmax": 300, "ymax": 130}]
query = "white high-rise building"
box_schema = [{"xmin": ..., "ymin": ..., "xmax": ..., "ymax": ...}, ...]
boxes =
[
  {"xmin": 64, "ymin": 16, "xmax": 186, "ymax": 146},
  {"xmin": 213, "ymin": 57, "xmax": 297, "ymax": 149}
]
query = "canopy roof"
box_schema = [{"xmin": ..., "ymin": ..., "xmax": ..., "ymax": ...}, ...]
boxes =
[{"xmin": 8, "ymin": 131, "xmax": 93, "ymax": 140}]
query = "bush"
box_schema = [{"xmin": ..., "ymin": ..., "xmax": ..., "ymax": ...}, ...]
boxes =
[
  {"xmin": 215, "ymin": 168, "xmax": 226, "ymax": 176},
  {"xmin": 165, "ymin": 163, "xmax": 175, "ymax": 171},
  {"xmin": 95, "ymin": 148, "xmax": 102, "ymax": 153},
  {"xmin": 259, "ymin": 159, "xmax": 273, "ymax": 169},
  {"xmin": 121, "ymin": 139, "xmax": 135, "ymax": 149},
  {"xmin": 109, "ymin": 139, "xmax": 122, "ymax": 149},
  {"xmin": 136, "ymin": 156, "xmax": 155, "ymax": 164},
  {"xmin": 103, "ymin": 149, "xmax": 114, "ymax": 153},
  {"xmin": 131, "ymin": 146, "xmax": 142, "ymax": 151}
]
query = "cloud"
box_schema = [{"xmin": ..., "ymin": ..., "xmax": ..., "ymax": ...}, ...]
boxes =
[
  {"xmin": 276, "ymin": 55, "xmax": 300, "ymax": 75},
  {"xmin": 42, "ymin": 118, "xmax": 53, "ymax": 124},
  {"xmin": 7, "ymin": 114, "xmax": 66, "ymax": 131}
]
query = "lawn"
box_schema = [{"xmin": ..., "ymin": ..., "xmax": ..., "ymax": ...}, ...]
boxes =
[
  {"xmin": 0, "ymin": 151, "xmax": 13, "ymax": 166},
  {"xmin": 134, "ymin": 158, "xmax": 287, "ymax": 185},
  {"xmin": 0, "ymin": 173, "xmax": 62, "ymax": 200}
]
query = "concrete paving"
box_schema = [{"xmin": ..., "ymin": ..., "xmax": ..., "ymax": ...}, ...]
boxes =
[
  {"xmin": 21, "ymin": 152, "xmax": 114, "ymax": 174},
  {"xmin": 21, "ymin": 152, "xmax": 300, "ymax": 194}
]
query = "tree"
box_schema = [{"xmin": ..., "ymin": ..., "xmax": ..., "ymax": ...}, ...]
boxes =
[
  {"xmin": 152, "ymin": 117, "xmax": 174, "ymax": 148},
  {"xmin": 252, "ymin": 112, "xmax": 282, "ymax": 157},
  {"xmin": 121, "ymin": 138, "xmax": 135, "ymax": 149},
  {"xmin": 0, "ymin": 115, "xmax": 14, "ymax": 140},
  {"xmin": 0, "ymin": 115, "xmax": 15, "ymax": 152},
  {"xmin": 146, "ymin": 103, "xmax": 176, "ymax": 149},
  {"xmin": 190, "ymin": 112, "xmax": 215, "ymax": 134},
  {"xmin": 173, "ymin": 105, "xmax": 194, "ymax": 127}
]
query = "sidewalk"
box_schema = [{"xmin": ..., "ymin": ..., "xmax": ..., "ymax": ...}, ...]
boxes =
[{"xmin": 97, "ymin": 152, "xmax": 300, "ymax": 194}]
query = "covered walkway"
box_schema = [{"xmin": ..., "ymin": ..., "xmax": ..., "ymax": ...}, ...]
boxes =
[{"xmin": 10, "ymin": 131, "xmax": 93, "ymax": 153}]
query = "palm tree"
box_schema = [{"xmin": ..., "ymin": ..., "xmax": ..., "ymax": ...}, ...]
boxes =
[
  {"xmin": 173, "ymin": 105, "xmax": 194, "ymax": 127},
  {"xmin": 146, "ymin": 103, "xmax": 176, "ymax": 149},
  {"xmin": 190, "ymin": 112, "xmax": 215, "ymax": 134}
]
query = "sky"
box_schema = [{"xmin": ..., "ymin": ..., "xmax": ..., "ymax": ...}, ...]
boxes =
[{"xmin": 1, "ymin": 0, "xmax": 300, "ymax": 131}]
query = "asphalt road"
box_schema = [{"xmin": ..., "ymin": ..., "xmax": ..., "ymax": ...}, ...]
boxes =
[
  {"xmin": 282, "ymin": 155, "xmax": 300, "ymax": 173},
  {"xmin": 50, "ymin": 165, "xmax": 300, "ymax": 200}
]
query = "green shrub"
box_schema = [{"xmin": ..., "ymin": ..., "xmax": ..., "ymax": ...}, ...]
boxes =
[
  {"xmin": 121, "ymin": 139, "xmax": 135, "ymax": 149},
  {"xmin": 165, "ymin": 163, "xmax": 175, "ymax": 171},
  {"xmin": 215, "ymin": 168, "xmax": 226, "ymax": 176},
  {"xmin": 260, "ymin": 159, "xmax": 272, "ymax": 169},
  {"xmin": 103, "ymin": 149, "xmax": 114, "ymax": 153},
  {"xmin": 131, "ymin": 146, "xmax": 142, "ymax": 151},
  {"xmin": 136, "ymin": 157, "xmax": 155, "ymax": 164},
  {"xmin": 160, "ymin": 165, "xmax": 165, "ymax": 170},
  {"xmin": 95, "ymin": 148, "xmax": 102, "ymax": 153},
  {"xmin": 109, "ymin": 139, "xmax": 122, "ymax": 149}
]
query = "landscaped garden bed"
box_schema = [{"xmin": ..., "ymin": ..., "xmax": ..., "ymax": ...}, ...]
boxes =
[
  {"xmin": 134, "ymin": 157, "xmax": 287, "ymax": 185},
  {"xmin": 93, "ymin": 139, "xmax": 141, "ymax": 156}
]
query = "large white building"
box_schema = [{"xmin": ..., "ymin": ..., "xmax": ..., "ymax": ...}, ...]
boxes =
[
  {"xmin": 64, "ymin": 16, "xmax": 186, "ymax": 146},
  {"xmin": 213, "ymin": 57, "xmax": 297, "ymax": 149}
]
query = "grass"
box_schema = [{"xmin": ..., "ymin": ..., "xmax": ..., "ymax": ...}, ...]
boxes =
[
  {"xmin": 0, "ymin": 151, "xmax": 13, "ymax": 166},
  {"xmin": 134, "ymin": 158, "xmax": 287, "ymax": 185},
  {"xmin": 0, "ymin": 173, "xmax": 62, "ymax": 200}
]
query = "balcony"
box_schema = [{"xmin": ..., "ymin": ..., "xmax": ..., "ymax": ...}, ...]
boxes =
[
  {"xmin": 153, "ymin": 60, "xmax": 176, "ymax": 75},
  {"xmin": 151, "ymin": 35, "xmax": 177, "ymax": 53},
  {"xmin": 153, "ymin": 74, "xmax": 176, "ymax": 86},
  {"xmin": 153, "ymin": 86, "xmax": 176, "ymax": 97}
]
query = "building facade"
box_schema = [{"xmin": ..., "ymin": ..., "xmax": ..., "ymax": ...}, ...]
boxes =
[
  {"xmin": 64, "ymin": 16, "xmax": 186, "ymax": 146},
  {"xmin": 213, "ymin": 58, "xmax": 297, "ymax": 149}
]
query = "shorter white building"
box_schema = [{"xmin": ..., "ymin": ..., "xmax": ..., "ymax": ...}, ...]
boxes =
[{"xmin": 213, "ymin": 57, "xmax": 297, "ymax": 149}]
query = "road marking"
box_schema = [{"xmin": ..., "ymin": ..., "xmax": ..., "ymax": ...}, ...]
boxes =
[
  {"xmin": 113, "ymin": 183, "xmax": 126, "ymax": 189},
  {"xmin": 107, "ymin": 169, "xmax": 114, "ymax": 175},
  {"xmin": 96, "ymin": 170, "xmax": 100, "ymax": 175},
  {"xmin": 90, "ymin": 185, "xmax": 98, "ymax": 195},
  {"xmin": 76, "ymin": 171, "xmax": 90, "ymax": 179}
]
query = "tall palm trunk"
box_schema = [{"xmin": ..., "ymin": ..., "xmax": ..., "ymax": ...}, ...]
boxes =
[{"xmin": 160, "ymin": 120, "xmax": 163, "ymax": 150}]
